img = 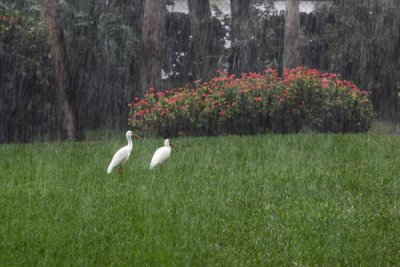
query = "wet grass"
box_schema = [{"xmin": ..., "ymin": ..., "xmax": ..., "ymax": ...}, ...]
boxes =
[{"xmin": 0, "ymin": 134, "xmax": 399, "ymax": 266}]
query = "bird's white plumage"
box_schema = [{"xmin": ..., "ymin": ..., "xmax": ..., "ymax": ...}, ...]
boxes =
[
  {"xmin": 150, "ymin": 139, "xmax": 174, "ymax": 169},
  {"xmin": 107, "ymin": 131, "xmax": 134, "ymax": 174}
]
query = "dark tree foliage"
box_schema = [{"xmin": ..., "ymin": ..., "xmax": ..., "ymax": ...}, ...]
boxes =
[
  {"xmin": 63, "ymin": 0, "xmax": 142, "ymax": 130},
  {"xmin": 1, "ymin": 0, "xmax": 399, "ymax": 142},
  {"xmin": 0, "ymin": 0, "xmax": 143, "ymax": 142},
  {"xmin": 0, "ymin": 0, "xmax": 57, "ymax": 142},
  {"xmin": 163, "ymin": 7, "xmax": 226, "ymax": 87},
  {"xmin": 229, "ymin": 0, "xmax": 250, "ymax": 74},
  {"xmin": 187, "ymin": 0, "xmax": 212, "ymax": 80},
  {"xmin": 323, "ymin": 0, "xmax": 400, "ymax": 120},
  {"xmin": 228, "ymin": 0, "xmax": 280, "ymax": 74},
  {"xmin": 164, "ymin": 12, "xmax": 193, "ymax": 87}
]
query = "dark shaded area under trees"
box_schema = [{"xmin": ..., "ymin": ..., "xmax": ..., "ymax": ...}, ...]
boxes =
[{"xmin": 0, "ymin": 0, "xmax": 399, "ymax": 142}]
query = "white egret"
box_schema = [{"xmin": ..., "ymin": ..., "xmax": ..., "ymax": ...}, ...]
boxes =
[
  {"xmin": 150, "ymin": 139, "xmax": 176, "ymax": 169},
  {"xmin": 107, "ymin": 131, "xmax": 140, "ymax": 174}
]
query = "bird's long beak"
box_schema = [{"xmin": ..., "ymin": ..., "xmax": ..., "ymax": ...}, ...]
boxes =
[
  {"xmin": 132, "ymin": 133, "xmax": 142, "ymax": 140},
  {"xmin": 170, "ymin": 143, "xmax": 176, "ymax": 149}
]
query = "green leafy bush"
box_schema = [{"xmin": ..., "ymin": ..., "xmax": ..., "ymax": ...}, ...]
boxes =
[{"xmin": 129, "ymin": 67, "xmax": 375, "ymax": 136}]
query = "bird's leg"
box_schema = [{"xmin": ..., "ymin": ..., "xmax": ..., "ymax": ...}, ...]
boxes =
[{"xmin": 118, "ymin": 167, "xmax": 123, "ymax": 175}]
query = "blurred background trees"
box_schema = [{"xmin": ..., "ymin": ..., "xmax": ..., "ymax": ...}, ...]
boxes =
[
  {"xmin": 138, "ymin": 0, "xmax": 166, "ymax": 95},
  {"xmin": 324, "ymin": 0, "xmax": 400, "ymax": 121},
  {"xmin": 40, "ymin": 0, "xmax": 77, "ymax": 140},
  {"xmin": 283, "ymin": 0, "xmax": 300, "ymax": 69},
  {"xmin": 229, "ymin": 0, "xmax": 250, "ymax": 74},
  {"xmin": 187, "ymin": 0, "xmax": 212, "ymax": 80},
  {"xmin": 0, "ymin": 0, "xmax": 399, "ymax": 142}
]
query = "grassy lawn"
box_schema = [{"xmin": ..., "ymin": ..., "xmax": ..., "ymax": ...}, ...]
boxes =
[{"xmin": 0, "ymin": 134, "xmax": 399, "ymax": 266}]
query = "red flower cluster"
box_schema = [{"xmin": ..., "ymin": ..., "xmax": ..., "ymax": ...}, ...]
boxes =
[
  {"xmin": 0, "ymin": 15, "xmax": 19, "ymax": 25},
  {"xmin": 129, "ymin": 68, "xmax": 374, "ymax": 136}
]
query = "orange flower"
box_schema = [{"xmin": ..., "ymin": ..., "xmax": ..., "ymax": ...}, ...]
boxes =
[
  {"xmin": 180, "ymin": 105, "xmax": 189, "ymax": 111},
  {"xmin": 322, "ymin": 78, "xmax": 330, "ymax": 88},
  {"xmin": 157, "ymin": 91, "xmax": 165, "ymax": 98},
  {"xmin": 329, "ymin": 73, "xmax": 338, "ymax": 79}
]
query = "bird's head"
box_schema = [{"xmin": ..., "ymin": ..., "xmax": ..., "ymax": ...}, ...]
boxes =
[
  {"xmin": 165, "ymin": 139, "xmax": 176, "ymax": 148},
  {"xmin": 126, "ymin": 131, "xmax": 141, "ymax": 139}
]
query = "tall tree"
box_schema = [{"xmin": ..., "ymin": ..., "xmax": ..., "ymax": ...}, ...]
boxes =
[
  {"xmin": 187, "ymin": 0, "xmax": 211, "ymax": 80},
  {"xmin": 139, "ymin": 0, "xmax": 167, "ymax": 94},
  {"xmin": 283, "ymin": 0, "xmax": 300, "ymax": 69},
  {"xmin": 229, "ymin": 0, "xmax": 251, "ymax": 75},
  {"xmin": 40, "ymin": 0, "xmax": 76, "ymax": 140}
]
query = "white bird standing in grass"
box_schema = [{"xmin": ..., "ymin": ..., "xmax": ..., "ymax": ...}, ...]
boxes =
[
  {"xmin": 107, "ymin": 131, "xmax": 140, "ymax": 174},
  {"xmin": 150, "ymin": 139, "xmax": 175, "ymax": 169}
]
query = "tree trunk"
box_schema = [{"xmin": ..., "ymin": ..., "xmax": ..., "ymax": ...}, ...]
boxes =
[
  {"xmin": 188, "ymin": 0, "xmax": 211, "ymax": 80},
  {"xmin": 40, "ymin": 0, "xmax": 76, "ymax": 140},
  {"xmin": 139, "ymin": 0, "xmax": 166, "ymax": 94},
  {"xmin": 283, "ymin": 0, "xmax": 300, "ymax": 69},
  {"xmin": 229, "ymin": 0, "xmax": 251, "ymax": 75}
]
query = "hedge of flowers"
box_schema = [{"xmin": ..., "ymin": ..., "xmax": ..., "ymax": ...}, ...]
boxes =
[{"xmin": 128, "ymin": 67, "xmax": 375, "ymax": 136}]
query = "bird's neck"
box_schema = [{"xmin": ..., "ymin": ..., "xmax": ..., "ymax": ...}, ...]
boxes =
[{"xmin": 127, "ymin": 136, "xmax": 133, "ymax": 147}]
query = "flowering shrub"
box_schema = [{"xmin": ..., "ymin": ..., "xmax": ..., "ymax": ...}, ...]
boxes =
[
  {"xmin": 0, "ymin": 15, "xmax": 20, "ymax": 31},
  {"xmin": 129, "ymin": 67, "xmax": 375, "ymax": 136}
]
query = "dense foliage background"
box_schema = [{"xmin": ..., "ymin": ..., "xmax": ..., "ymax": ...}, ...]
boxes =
[{"xmin": 0, "ymin": 0, "xmax": 399, "ymax": 142}]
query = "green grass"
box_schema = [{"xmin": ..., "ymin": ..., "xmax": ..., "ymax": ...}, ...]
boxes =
[{"xmin": 0, "ymin": 134, "xmax": 399, "ymax": 266}]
